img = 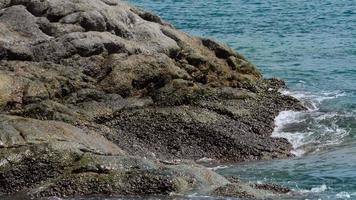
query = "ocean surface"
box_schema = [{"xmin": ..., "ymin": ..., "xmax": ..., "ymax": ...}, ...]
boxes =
[{"xmin": 127, "ymin": 0, "xmax": 356, "ymax": 199}]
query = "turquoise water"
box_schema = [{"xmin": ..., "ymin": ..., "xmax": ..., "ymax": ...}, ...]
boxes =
[{"xmin": 130, "ymin": 0, "xmax": 356, "ymax": 199}]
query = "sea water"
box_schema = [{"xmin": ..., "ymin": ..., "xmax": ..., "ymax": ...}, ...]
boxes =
[{"xmin": 127, "ymin": 0, "xmax": 356, "ymax": 199}]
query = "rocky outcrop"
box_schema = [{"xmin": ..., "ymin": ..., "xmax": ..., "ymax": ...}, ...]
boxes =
[{"xmin": 0, "ymin": 0, "xmax": 304, "ymax": 199}]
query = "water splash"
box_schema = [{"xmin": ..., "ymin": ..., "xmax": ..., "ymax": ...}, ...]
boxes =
[
  {"xmin": 272, "ymin": 90, "xmax": 351, "ymax": 156},
  {"xmin": 336, "ymin": 191, "xmax": 351, "ymax": 199},
  {"xmin": 298, "ymin": 184, "xmax": 328, "ymax": 193}
]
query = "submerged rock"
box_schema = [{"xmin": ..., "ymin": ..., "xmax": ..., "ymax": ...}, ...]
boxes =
[{"xmin": 0, "ymin": 0, "xmax": 304, "ymax": 198}]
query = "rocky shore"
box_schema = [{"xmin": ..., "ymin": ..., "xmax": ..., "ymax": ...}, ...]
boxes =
[{"xmin": 0, "ymin": 0, "xmax": 304, "ymax": 199}]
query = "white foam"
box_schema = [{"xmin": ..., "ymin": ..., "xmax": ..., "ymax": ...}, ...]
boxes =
[
  {"xmin": 298, "ymin": 184, "xmax": 328, "ymax": 193},
  {"xmin": 208, "ymin": 165, "xmax": 229, "ymax": 171},
  {"xmin": 311, "ymin": 184, "xmax": 328, "ymax": 193},
  {"xmin": 336, "ymin": 191, "xmax": 351, "ymax": 199},
  {"xmin": 281, "ymin": 89, "xmax": 346, "ymax": 111},
  {"xmin": 273, "ymin": 89, "xmax": 351, "ymax": 156},
  {"xmin": 274, "ymin": 111, "xmax": 305, "ymax": 127},
  {"xmin": 273, "ymin": 111, "xmax": 349, "ymax": 156},
  {"xmin": 275, "ymin": 131, "xmax": 312, "ymax": 156},
  {"xmin": 281, "ymin": 90, "xmax": 346, "ymax": 102},
  {"xmin": 315, "ymin": 112, "xmax": 339, "ymax": 120},
  {"xmin": 272, "ymin": 111, "xmax": 311, "ymax": 156},
  {"xmin": 319, "ymin": 126, "xmax": 349, "ymax": 146}
]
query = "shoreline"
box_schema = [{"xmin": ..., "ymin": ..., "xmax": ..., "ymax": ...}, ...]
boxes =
[{"xmin": 0, "ymin": 0, "xmax": 305, "ymax": 199}]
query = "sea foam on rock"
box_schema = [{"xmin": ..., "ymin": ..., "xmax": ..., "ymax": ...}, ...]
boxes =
[{"xmin": 0, "ymin": 0, "xmax": 304, "ymax": 199}]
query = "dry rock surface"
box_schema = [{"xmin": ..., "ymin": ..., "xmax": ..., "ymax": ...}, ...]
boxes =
[{"xmin": 0, "ymin": 0, "xmax": 304, "ymax": 199}]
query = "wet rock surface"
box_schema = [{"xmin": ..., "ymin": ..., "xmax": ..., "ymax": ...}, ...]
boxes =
[{"xmin": 0, "ymin": 0, "xmax": 304, "ymax": 199}]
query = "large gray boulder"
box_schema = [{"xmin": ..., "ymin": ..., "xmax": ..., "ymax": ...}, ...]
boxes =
[{"xmin": 0, "ymin": 0, "xmax": 304, "ymax": 198}]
